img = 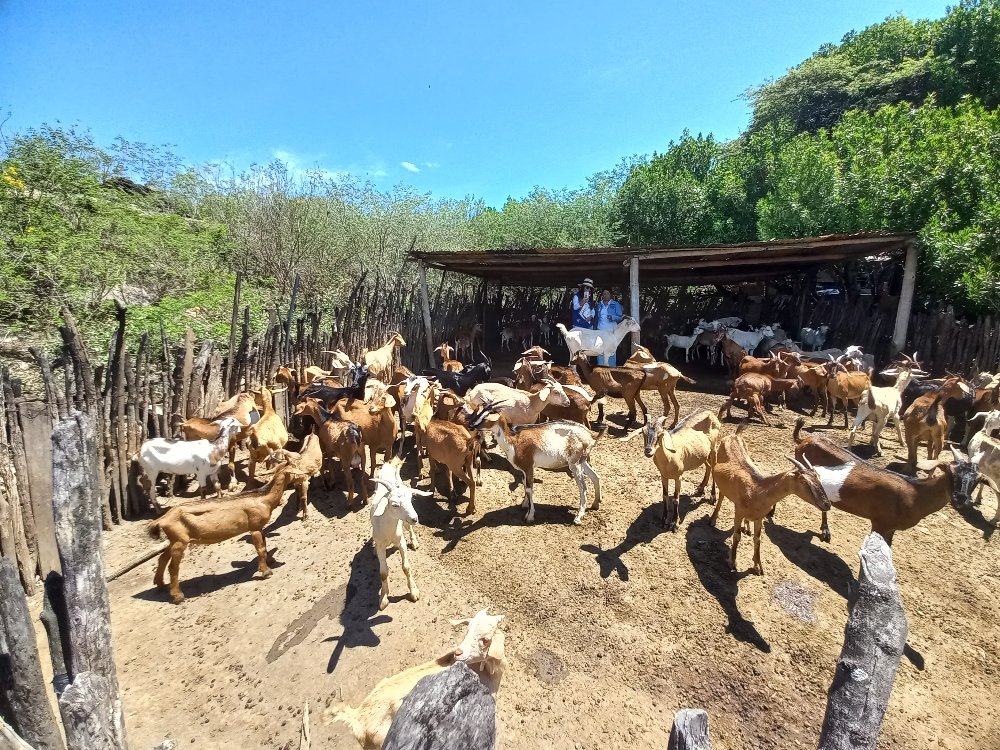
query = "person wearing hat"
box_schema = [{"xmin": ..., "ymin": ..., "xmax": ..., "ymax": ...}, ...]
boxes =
[
  {"xmin": 595, "ymin": 288, "xmax": 624, "ymax": 365},
  {"xmin": 571, "ymin": 278, "xmax": 596, "ymax": 329}
]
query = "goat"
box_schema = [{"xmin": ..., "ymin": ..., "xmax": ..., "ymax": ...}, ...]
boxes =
[
  {"xmin": 293, "ymin": 399, "xmax": 369, "ymax": 506},
  {"xmin": 623, "ymin": 346, "xmax": 696, "ymax": 428},
  {"xmin": 698, "ymin": 316, "xmax": 741, "ymax": 331},
  {"xmin": 467, "ymin": 379, "xmax": 570, "ymax": 426},
  {"xmin": 718, "ymin": 374, "xmax": 799, "ymax": 426},
  {"xmin": 793, "ymin": 360, "xmax": 831, "ymax": 417},
  {"xmin": 434, "ymin": 342, "xmax": 455, "ymax": 364},
  {"xmin": 136, "ymin": 418, "xmax": 243, "ymax": 510},
  {"xmin": 499, "ymin": 326, "xmax": 515, "ymax": 351},
  {"xmin": 370, "ymin": 459, "xmax": 432, "ymax": 610},
  {"xmin": 824, "ymin": 360, "xmax": 871, "ymax": 427},
  {"xmin": 490, "ymin": 414, "xmax": 601, "ymax": 524},
  {"xmin": 181, "ymin": 390, "xmax": 261, "ymax": 479},
  {"xmin": 849, "ymin": 362, "xmax": 925, "ymax": 456},
  {"xmin": 147, "ymin": 463, "xmax": 304, "ymax": 603},
  {"xmin": 416, "ymin": 399, "xmax": 497, "ymax": 514},
  {"xmin": 300, "ymin": 365, "xmax": 371, "ymax": 407},
  {"xmin": 532, "ymin": 382, "xmax": 595, "ymax": 427},
  {"xmin": 902, "ymin": 390, "xmax": 948, "ymax": 472},
  {"xmin": 513, "ymin": 318, "xmax": 536, "ymax": 349},
  {"xmin": 455, "ymin": 323, "xmax": 483, "ymax": 360},
  {"xmin": 969, "ymin": 435, "xmax": 1000, "ymax": 524},
  {"xmin": 362, "ymin": 333, "xmax": 406, "ymax": 381},
  {"xmin": 555, "ymin": 316, "xmax": 640, "ymax": 362},
  {"xmin": 245, "ymin": 386, "xmax": 289, "ymax": 484},
  {"xmin": 267, "ymin": 431, "xmax": 323, "ymax": 518},
  {"xmin": 644, "ymin": 411, "xmax": 721, "ymax": 531},
  {"xmin": 538, "ymin": 317, "xmax": 553, "ymax": 345},
  {"xmin": 423, "ymin": 360, "xmax": 492, "ymax": 397},
  {"xmin": 664, "ymin": 327, "xmax": 705, "ymax": 363},
  {"xmin": 720, "ymin": 337, "xmax": 748, "ymax": 377},
  {"xmin": 332, "ymin": 383, "xmax": 400, "ymax": 477},
  {"xmin": 791, "ymin": 417, "xmax": 980, "ymax": 543},
  {"xmin": 328, "ymin": 610, "xmax": 506, "ymax": 750},
  {"xmin": 709, "ymin": 425, "xmax": 830, "ymax": 574},
  {"xmin": 693, "ymin": 327, "xmax": 726, "ymax": 364},
  {"xmin": 725, "ymin": 326, "xmax": 774, "ymax": 355},
  {"xmin": 571, "ymin": 353, "xmax": 648, "ymax": 427},
  {"xmin": 799, "ymin": 325, "xmax": 831, "ymax": 351}
]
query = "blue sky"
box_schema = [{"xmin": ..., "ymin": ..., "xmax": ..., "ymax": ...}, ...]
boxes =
[{"xmin": 1, "ymin": 0, "xmax": 948, "ymax": 207}]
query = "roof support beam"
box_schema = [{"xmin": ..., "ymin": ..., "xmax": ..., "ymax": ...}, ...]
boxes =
[
  {"xmin": 417, "ymin": 260, "xmax": 435, "ymax": 368},
  {"xmin": 629, "ymin": 256, "xmax": 640, "ymax": 353},
  {"xmin": 892, "ymin": 241, "xmax": 919, "ymax": 356}
]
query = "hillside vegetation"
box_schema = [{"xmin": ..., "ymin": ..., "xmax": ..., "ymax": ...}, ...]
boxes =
[{"xmin": 3, "ymin": 0, "xmax": 999, "ymax": 351}]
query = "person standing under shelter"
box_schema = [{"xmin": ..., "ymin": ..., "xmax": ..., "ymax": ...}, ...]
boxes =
[
  {"xmin": 595, "ymin": 288, "xmax": 623, "ymax": 365},
  {"xmin": 571, "ymin": 278, "xmax": 596, "ymax": 329}
]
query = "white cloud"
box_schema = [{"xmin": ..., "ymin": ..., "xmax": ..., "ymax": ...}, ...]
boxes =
[
  {"xmin": 400, "ymin": 161, "xmax": 421, "ymax": 173},
  {"xmin": 422, "ymin": 161, "xmax": 440, "ymax": 169}
]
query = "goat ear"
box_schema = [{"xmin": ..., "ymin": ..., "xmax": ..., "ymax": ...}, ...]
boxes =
[
  {"xmin": 539, "ymin": 386, "xmax": 551, "ymax": 400},
  {"xmin": 383, "ymin": 394, "xmax": 397, "ymax": 408}
]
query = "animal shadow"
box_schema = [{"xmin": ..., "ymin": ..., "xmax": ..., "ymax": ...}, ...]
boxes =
[
  {"xmin": 685, "ymin": 517, "xmax": 771, "ymax": 653},
  {"xmin": 581, "ymin": 501, "xmax": 665, "ymax": 580},
  {"xmin": 764, "ymin": 522, "xmax": 853, "ymax": 600}
]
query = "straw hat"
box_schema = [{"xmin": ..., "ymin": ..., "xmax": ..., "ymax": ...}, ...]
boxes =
[{"xmin": 580, "ymin": 278, "xmax": 594, "ymax": 288}]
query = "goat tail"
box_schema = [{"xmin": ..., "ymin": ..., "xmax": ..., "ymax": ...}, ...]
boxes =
[
  {"xmin": 147, "ymin": 520, "xmax": 162, "ymax": 540},
  {"xmin": 680, "ymin": 374, "xmax": 697, "ymax": 385},
  {"xmin": 555, "ymin": 323, "xmax": 568, "ymax": 334},
  {"xmin": 867, "ymin": 388, "xmax": 876, "ymax": 409},
  {"xmin": 792, "ymin": 416, "xmax": 807, "ymax": 443}
]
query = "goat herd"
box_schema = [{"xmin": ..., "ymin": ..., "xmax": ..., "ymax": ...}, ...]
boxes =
[{"xmin": 128, "ymin": 314, "xmax": 1000, "ymax": 747}]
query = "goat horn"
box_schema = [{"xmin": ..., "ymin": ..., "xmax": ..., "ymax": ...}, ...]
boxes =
[{"xmin": 787, "ymin": 456, "xmax": 809, "ymax": 472}]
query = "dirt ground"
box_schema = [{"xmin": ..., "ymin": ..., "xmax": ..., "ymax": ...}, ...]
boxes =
[{"xmin": 59, "ymin": 362, "xmax": 1000, "ymax": 749}]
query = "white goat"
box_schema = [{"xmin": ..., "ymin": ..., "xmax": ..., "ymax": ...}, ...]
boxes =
[
  {"xmin": 467, "ymin": 379, "xmax": 570, "ymax": 425},
  {"xmin": 555, "ymin": 316, "xmax": 640, "ymax": 362},
  {"xmin": 328, "ymin": 610, "xmax": 506, "ymax": 750},
  {"xmin": 499, "ymin": 327, "xmax": 515, "ymax": 351},
  {"xmin": 849, "ymin": 366, "xmax": 923, "ymax": 456},
  {"xmin": 665, "ymin": 327, "xmax": 705, "ymax": 363},
  {"xmin": 135, "ymin": 417, "xmax": 242, "ymax": 510},
  {"xmin": 799, "ymin": 325, "xmax": 831, "ymax": 351},
  {"xmin": 491, "ymin": 415, "xmax": 601, "ymax": 524},
  {"xmin": 969, "ymin": 435, "xmax": 1000, "ymax": 525},
  {"xmin": 725, "ymin": 326, "xmax": 774, "ymax": 355},
  {"xmin": 698, "ymin": 317, "xmax": 741, "ymax": 331},
  {"xmin": 371, "ymin": 459, "xmax": 432, "ymax": 610}
]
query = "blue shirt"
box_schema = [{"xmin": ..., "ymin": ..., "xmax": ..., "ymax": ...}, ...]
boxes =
[
  {"xmin": 572, "ymin": 292, "xmax": 595, "ymax": 328},
  {"xmin": 595, "ymin": 299, "xmax": 623, "ymax": 330}
]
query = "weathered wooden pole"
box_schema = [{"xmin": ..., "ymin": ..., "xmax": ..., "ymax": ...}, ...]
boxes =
[
  {"xmin": 891, "ymin": 241, "xmax": 919, "ymax": 356},
  {"xmin": 667, "ymin": 708, "xmax": 712, "ymax": 749},
  {"xmin": 50, "ymin": 413, "xmax": 128, "ymax": 750},
  {"xmin": 284, "ymin": 273, "xmax": 301, "ymax": 365},
  {"xmin": 0, "ymin": 559, "xmax": 64, "ymax": 749},
  {"xmin": 629, "ymin": 256, "xmax": 640, "ymax": 353},
  {"xmin": 417, "ymin": 261, "xmax": 436, "ymax": 368},
  {"xmin": 223, "ymin": 273, "xmax": 242, "ymax": 394},
  {"xmin": 818, "ymin": 532, "xmax": 907, "ymax": 750},
  {"xmin": 1, "ymin": 716, "xmax": 41, "ymax": 750}
]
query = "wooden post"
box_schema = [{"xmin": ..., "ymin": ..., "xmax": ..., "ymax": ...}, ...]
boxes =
[
  {"xmin": 223, "ymin": 273, "xmax": 242, "ymax": 394},
  {"xmin": 629, "ymin": 256, "xmax": 640, "ymax": 353},
  {"xmin": 818, "ymin": 533, "xmax": 906, "ymax": 750},
  {"xmin": 0, "ymin": 559, "xmax": 64, "ymax": 750},
  {"xmin": 1, "ymin": 716, "xmax": 40, "ymax": 750},
  {"xmin": 417, "ymin": 261, "xmax": 435, "ymax": 368},
  {"xmin": 284, "ymin": 273, "xmax": 301, "ymax": 364},
  {"xmin": 891, "ymin": 242, "xmax": 919, "ymax": 356},
  {"xmin": 50, "ymin": 413, "xmax": 128, "ymax": 750},
  {"xmin": 667, "ymin": 708, "xmax": 712, "ymax": 749}
]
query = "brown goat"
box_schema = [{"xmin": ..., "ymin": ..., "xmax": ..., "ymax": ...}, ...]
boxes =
[
  {"xmin": 718, "ymin": 374, "xmax": 800, "ymax": 426},
  {"xmin": 181, "ymin": 390, "xmax": 260, "ymax": 478},
  {"xmin": 246, "ymin": 386, "xmax": 289, "ymax": 483},
  {"xmin": 268, "ymin": 432, "xmax": 323, "ymax": 518},
  {"xmin": 147, "ymin": 465, "xmax": 303, "ymax": 603},
  {"xmin": 364, "ymin": 333, "xmax": 406, "ymax": 381},
  {"xmin": 530, "ymin": 381, "xmax": 594, "ymax": 427},
  {"xmin": 293, "ymin": 399, "xmax": 369, "ymax": 507},
  {"xmin": 623, "ymin": 346, "xmax": 696, "ymax": 428},
  {"xmin": 824, "ymin": 362, "xmax": 870, "ymax": 427},
  {"xmin": 720, "ymin": 337, "xmax": 748, "ymax": 378},
  {"xmin": 571, "ymin": 353, "xmax": 648, "ymax": 427},
  {"xmin": 794, "ymin": 360, "xmax": 830, "ymax": 417},
  {"xmin": 415, "ymin": 391, "xmax": 486, "ymax": 513},
  {"xmin": 332, "ymin": 385, "xmax": 399, "ymax": 477},
  {"xmin": 902, "ymin": 391, "xmax": 947, "ymax": 472}
]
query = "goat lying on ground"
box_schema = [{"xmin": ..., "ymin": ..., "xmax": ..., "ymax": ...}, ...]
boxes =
[
  {"xmin": 710, "ymin": 424, "xmax": 830, "ymax": 574},
  {"xmin": 644, "ymin": 411, "xmax": 721, "ymax": 531},
  {"xmin": 147, "ymin": 462, "xmax": 304, "ymax": 603},
  {"xmin": 328, "ymin": 610, "xmax": 506, "ymax": 750},
  {"xmin": 490, "ymin": 413, "xmax": 601, "ymax": 524},
  {"xmin": 623, "ymin": 346, "xmax": 696, "ymax": 428},
  {"xmin": 363, "ymin": 333, "xmax": 406, "ymax": 381},
  {"xmin": 370, "ymin": 459, "xmax": 432, "ymax": 610},
  {"xmin": 136, "ymin": 418, "xmax": 243, "ymax": 510},
  {"xmin": 791, "ymin": 417, "xmax": 980, "ymax": 543}
]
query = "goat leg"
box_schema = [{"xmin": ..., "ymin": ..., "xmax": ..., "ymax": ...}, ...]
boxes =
[
  {"xmin": 398, "ymin": 539, "xmax": 419, "ymax": 602},
  {"xmin": 168, "ymin": 542, "xmax": 186, "ymax": 604},
  {"xmin": 376, "ymin": 543, "xmax": 390, "ymax": 611},
  {"xmin": 729, "ymin": 515, "xmax": 743, "ymax": 571},
  {"xmin": 751, "ymin": 519, "xmax": 764, "ymax": 575},
  {"xmin": 819, "ymin": 511, "xmax": 832, "ymax": 543},
  {"xmin": 251, "ymin": 531, "xmax": 272, "ymax": 578}
]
